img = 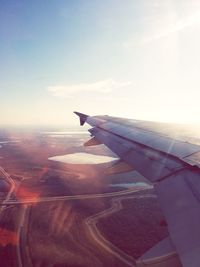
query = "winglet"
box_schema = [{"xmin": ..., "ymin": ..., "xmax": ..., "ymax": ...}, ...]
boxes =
[{"xmin": 74, "ymin": 111, "xmax": 89, "ymax": 126}]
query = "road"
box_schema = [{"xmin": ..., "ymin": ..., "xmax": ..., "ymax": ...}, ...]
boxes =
[
  {"xmin": 16, "ymin": 205, "xmax": 28, "ymax": 267},
  {"xmin": 9, "ymin": 185, "xmax": 151, "ymax": 267},
  {"xmin": 4, "ymin": 186, "xmax": 152, "ymax": 205},
  {"xmin": 0, "ymin": 167, "xmax": 34, "ymax": 267},
  {"xmin": 0, "ymin": 166, "xmax": 16, "ymax": 211},
  {"xmin": 0, "ymin": 166, "xmax": 23, "ymax": 267},
  {"xmin": 0, "ymin": 166, "xmax": 154, "ymax": 267},
  {"xmin": 85, "ymin": 193, "xmax": 157, "ymax": 267}
]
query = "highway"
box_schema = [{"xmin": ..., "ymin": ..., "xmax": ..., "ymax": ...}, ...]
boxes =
[
  {"xmin": 0, "ymin": 166, "xmax": 16, "ymax": 211},
  {"xmin": 0, "ymin": 164, "xmax": 152, "ymax": 207},
  {"xmin": 4, "ymin": 186, "xmax": 152, "ymax": 205}
]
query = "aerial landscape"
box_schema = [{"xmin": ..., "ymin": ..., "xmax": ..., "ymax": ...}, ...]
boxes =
[
  {"xmin": 1, "ymin": 0, "xmax": 200, "ymax": 266},
  {"xmin": 0, "ymin": 127, "xmax": 168, "ymax": 267}
]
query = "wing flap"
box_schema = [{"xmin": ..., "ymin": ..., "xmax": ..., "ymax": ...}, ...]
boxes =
[{"xmin": 137, "ymin": 236, "xmax": 182, "ymax": 267}]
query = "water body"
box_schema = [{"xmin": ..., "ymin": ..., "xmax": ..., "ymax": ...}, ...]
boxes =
[
  {"xmin": 48, "ymin": 135, "xmax": 74, "ymax": 138},
  {"xmin": 49, "ymin": 152, "xmax": 118, "ymax": 164},
  {"xmin": 43, "ymin": 131, "xmax": 89, "ymax": 138},
  {"xmin": 0, "ymin": 140, "xmax": 20, "ymax": 144},
  {"xmin": 111, "ymin": 182, "xmax": 152, "ymax": 189},
  {"xmin": 43, "ymin": 131, "xmax": 88, "ymax": 135}
]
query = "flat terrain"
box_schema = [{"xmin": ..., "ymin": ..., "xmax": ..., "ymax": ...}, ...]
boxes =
[{"xmin": 0, "ymin": 127, "xmax": 168, "ymax": 267}]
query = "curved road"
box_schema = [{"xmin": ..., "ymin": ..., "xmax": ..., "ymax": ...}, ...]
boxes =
[{"xmin": 85, "ymin": 193, "xmax": 157, "ymax": 267}]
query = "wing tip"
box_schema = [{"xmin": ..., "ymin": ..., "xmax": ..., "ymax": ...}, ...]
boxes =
[{"xmin": 74, "ymin": 111, "xmax": 89, "ymax": 126}]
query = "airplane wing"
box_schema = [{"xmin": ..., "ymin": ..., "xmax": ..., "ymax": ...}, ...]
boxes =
[{"xmin": 74, "ymin": 111, "xmax": 200, "ymax": 267}]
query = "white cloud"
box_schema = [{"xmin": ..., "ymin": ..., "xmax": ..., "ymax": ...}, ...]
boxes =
[
  {"xmin": 47, "ymin": 79, "xmax": 131, "ymax": 98},
  {"xmin": 123, "ymin": 7, "xmax": 200, "ymax": 48},
  {"xmin": 141, "ymin": 11, "xmax": 200, "ymax": 44}
]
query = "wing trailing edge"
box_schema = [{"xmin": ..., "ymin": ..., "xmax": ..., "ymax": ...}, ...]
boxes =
[{"xmin": 106, "ymin": 160, "xmax": 134, "ymax": 175}]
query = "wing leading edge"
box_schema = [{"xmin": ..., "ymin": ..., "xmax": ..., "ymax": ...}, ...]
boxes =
[{"xmin": 74, "ymin": 112, "xmax": 200, "ymax": 267}]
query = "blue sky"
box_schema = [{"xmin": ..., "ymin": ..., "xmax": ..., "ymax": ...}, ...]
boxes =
[{"xmin": 1, "ymin": 0, "xmax": 200, "ymax": 126}]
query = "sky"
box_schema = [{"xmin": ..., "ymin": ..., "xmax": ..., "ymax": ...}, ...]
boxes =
[{"xmin": 1, "ymin": 0, "xmax": 200, "ymax": 126}]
